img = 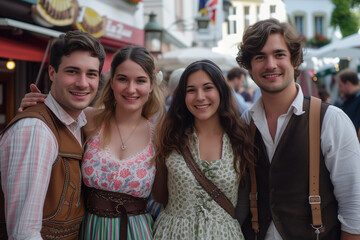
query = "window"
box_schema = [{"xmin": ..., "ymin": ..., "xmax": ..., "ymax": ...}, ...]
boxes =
[
  {"xmin": 314, "ymin": 16, "xmax": 324, "ymax": 35},
  {"xmin": 270, "ymin": 5, "xmax": 276, "ymax": 18},
  {"xmin": 227, "ymin": 6, "xmax": 237, "ymax": 34},
  {"xmin": 295, "ymin": 15, "xmax": 304, "ymax": 34},
  {"xmin": 257, "ymin": 6, "xmax": 260, "ymax": 21},
  {"xmin": 244, "ymin": 6, "xmax": 250, "ymax": 28}
]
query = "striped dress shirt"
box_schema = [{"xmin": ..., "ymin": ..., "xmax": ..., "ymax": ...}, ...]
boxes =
[{"xmin": 0, "ymin": 93, "xmax": 86, "ymax": 240}]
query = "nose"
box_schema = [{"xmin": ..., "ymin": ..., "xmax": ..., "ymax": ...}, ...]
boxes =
[
  {"xmin": 126, "ymin": 81, "xmax": 136, "ymax": 93},
  {"xmin": 265, "ymin": 56, "xmax": 276, "ymax": 70},
  {"xmin": 75, "ymin": 73, "xmax": 89, "ymax": 88},
  {"xmin": 196, "ymin": 90, "xmax": 205, "ymax": 101}
]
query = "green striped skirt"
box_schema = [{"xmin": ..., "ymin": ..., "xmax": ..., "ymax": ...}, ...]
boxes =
[{"xmin": 80, "ymin": 212, "xmax": 154, "ymax": 240}]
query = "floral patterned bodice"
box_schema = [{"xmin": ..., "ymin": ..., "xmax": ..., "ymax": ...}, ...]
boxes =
[{"xmin": 81, "ymin": 121, "xmax": 155, "ymax": 198}]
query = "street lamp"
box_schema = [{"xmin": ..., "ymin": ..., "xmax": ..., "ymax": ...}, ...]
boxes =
[
  {"xmin": 144, "ymin": 12, "xmax": 211, "ymax": 54},
  {"xmin": 195, "ymin": 14, "xmax": 210, "ymax": 30},
  {"xmin": 144, "ymin": 12, "xmax": 162, "ymax": 54}
]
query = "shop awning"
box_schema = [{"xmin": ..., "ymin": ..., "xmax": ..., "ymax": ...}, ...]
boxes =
[
  {"xmin": 0, "ymin": 18, "xmax": 62, "ymax": 62},
  {"xmin": 0, "ymin": 18, "xmax": 63, "ymax": 38},
  {"xmin": 0, "ymin": 18, "xmax": 114, "ymax": 73},
  {"xmin": 0, "ymin": 36, "xmax": 48, "ymax": 62},
  {"xmin": 102, "ymin": 52, "xmax": 114, "ymax": 74}
]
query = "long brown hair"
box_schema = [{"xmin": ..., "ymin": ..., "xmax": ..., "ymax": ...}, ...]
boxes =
[
  {"xmin": 154, "ymin": 60, "xmax": 255, "ymax": 180},
  {"xmin": 86, "ymin": 46, "xmax": 165, "ymax": 146}
]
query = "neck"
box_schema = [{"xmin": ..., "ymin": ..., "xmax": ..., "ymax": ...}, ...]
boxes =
[
  {"xmin": 194, "ymin": 116, "xmax": 223, "ymax": 136},
  {"xmin": 114, "ymin": 108, "xmax": 144, "ymax": 126},
  {"xmin": 349, "ymin": 86, "xmax": 360, "ymax": 96},
  {"xmin": 261, "ymin": 82, "xmax": 298, "ymax": 119}
]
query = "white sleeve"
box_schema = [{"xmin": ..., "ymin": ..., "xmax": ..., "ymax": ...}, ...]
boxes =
[{"xmin": 321, "ymin": 105, "xmax": 360, "ymax": 234}]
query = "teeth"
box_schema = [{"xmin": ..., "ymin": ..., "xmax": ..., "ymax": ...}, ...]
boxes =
[
  {"xmin": 196, "ymin": 105, "xmax": 209, "ymax": 109},
  {"xmin": 72, "ymin": 92, "xmax": 88, "ymax": 96},
  {"xmin": 265, "ymin": 74, "xmax": 280, "ymax": 78},
  {"xmin": 124, "ymin": 96, "xmax": 138, "ymax": 100}
]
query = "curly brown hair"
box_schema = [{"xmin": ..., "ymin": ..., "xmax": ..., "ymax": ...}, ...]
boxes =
[
  {"xmin": 154, "ymin": 60, "xmax": 255, "ymax": 180},
  {"xmin": 236, "ymin": 18, "xmax": 304, "ymax": 80}
]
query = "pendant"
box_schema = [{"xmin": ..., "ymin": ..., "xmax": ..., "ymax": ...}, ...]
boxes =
[{"xmin": 121, "ymin": 144, "xmax": 126, "ymax": 150}]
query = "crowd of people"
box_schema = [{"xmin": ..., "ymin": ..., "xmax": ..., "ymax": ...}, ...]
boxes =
[{"xmin": 0, "ymin": 18, "xmax": 360, "ymax": 240}]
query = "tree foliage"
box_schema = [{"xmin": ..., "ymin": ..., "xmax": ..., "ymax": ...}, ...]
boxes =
[{"xmin": 331, "ymin": 0, "xmax": 359, "ymax": 37}]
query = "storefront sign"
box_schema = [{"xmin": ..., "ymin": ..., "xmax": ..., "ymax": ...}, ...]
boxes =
[
  {"xmin": 31, "ymin": 0, "xmax": 144, "ymax": 45},
  {"xmin": 104, "ymin": 18, "xmax": 144, "ymax": 46},
  {"xmin": 75, "ymin": 6, "xmax": 106, "ymax": 38},
  {"xmin": 32, "ymin": 0, "xmax": 79, "ymax": 27}
]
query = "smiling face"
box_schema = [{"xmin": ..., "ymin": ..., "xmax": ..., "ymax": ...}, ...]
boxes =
[
  {"xmin": 110, "ymin": 60, "xmax": 153, "ymax": 114},
  {"xmin": 49, "ymin": 50, "xmax": 100, "ymax": 119},
  {"xmin": 248, "ymin": 33, "xmax": 295, "ymax": 95},
  {"xmin": 185, "ymin": 70, "xmax": 220, "ymax": 124}
]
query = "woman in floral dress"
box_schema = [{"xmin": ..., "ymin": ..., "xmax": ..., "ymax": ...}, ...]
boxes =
[
  {"xmin": 152, "ymin": 60, "xmax": 255, "ymax": 239},
  {"xmin": 79, "ymin": 46, "xmax": 165, "ymax": 239}
]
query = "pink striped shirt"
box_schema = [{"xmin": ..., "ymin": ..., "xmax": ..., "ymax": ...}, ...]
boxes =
[{"xmin": 0, "ymin": 93, "xmax": 86, "ymax": 240}]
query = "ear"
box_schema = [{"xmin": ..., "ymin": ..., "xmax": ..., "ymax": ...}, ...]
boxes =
[{"xmin": 48, "ymin": 65, "xmax": 56, "ymax": 82}]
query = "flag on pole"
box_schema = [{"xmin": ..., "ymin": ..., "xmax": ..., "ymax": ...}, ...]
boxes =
[{"xmin": 199, "ymin": 0, "xmax": 218, "ymax": 24}]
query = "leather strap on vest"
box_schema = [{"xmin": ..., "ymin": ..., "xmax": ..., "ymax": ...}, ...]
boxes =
[
  {"xmin": 309, "ymin": 97, "xmax": 323, "ymax": 231},
  {"xmin": 85, "ymin": 187, "xmax": 148, "ymax": 240},
  {"xmin": 249, "ymin": 120, "xmax": 259, "ymax": 235},
  {"xmin": 181, "ymin": 146, "xmax": 235, "ymax": 218}
]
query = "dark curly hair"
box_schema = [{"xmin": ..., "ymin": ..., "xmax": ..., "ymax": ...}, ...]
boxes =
[
  {"xmin": 154, "ymin": 60, "xmax": 255, "ymax": 180},
  {"xmin": 236, "ymin": 18, "xmax": 304, "ymax": 80}
]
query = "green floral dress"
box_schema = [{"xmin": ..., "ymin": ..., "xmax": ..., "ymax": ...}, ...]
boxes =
[{"xmin": 153, "ymin": 132, "xmax": 244, "ymax": 240}]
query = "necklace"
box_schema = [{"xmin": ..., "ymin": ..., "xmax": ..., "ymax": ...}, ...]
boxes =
[{"xmin": 114, "ymin": 116, "xmax": 142, "ymax": 150}]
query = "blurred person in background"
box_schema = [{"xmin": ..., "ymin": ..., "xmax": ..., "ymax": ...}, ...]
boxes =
[
  {"xmin": 227, "ymin": 68, "xmax": 251, "ymax": 114},
  {"xmin": 166, "ymin": 68, "xmax": 185, "ymax": 111},
  {"xmin": 336, "ymin": 68, "xmax": 360, "ymax": 138}
]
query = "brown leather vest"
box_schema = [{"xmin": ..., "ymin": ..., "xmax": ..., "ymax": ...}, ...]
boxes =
[
  {"xmin": 242, "ymin": 97, "xmax": 341, "ymax": 240},
  {"xmin": 0, "ymin": 103, "xmax": 85, "ymax": 240}
]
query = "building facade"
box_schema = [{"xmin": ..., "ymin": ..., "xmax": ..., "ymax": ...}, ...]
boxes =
[{"xmin": 0, "ymin": 0, "xmax": 145, "ymax": 131}]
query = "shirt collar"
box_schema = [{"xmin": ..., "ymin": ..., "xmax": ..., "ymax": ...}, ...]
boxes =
[
  {"xmin": 247, "ymin": 83, "xmax": 306, "ymax": 121},
  {"xmin": 44, "ymin": 93, "xmax": 87, "ymax": 130}
]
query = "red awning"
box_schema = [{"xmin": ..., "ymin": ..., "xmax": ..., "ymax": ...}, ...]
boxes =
[
  {"xmin": 102, "ymin": 52, "xmax": 114, "ymax": 74},
  {"xmin": 0, "ymin": 36, "xmax": 47, "ymax": 62},
  {"xmin": 0, "ymin": 35, "xmax": 114, "ymax": 74}
]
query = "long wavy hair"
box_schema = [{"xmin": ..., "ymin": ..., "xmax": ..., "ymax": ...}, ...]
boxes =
[
  {"xmin": 236, "ymin": 18, "xmax": 304, "ymax": 80},
  {"xmin": 86, "ymin": 46, "xmax": 165, "ymax": 146},
  {"xmin": 154, "ymin": 60, "xmax": 255, "ymax": 180}
]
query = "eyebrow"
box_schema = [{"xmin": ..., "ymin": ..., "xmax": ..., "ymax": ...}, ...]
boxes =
[
  {"xmin": 115, "ymin": 73, "xmax": 148, "ymax": 79},
  {"xmin": 255, "ymin": 49, "xmax": 287, "ymax": 56},
  {"xmin": 64, "ymin": 66, "xmax": 99, "ymax": 73},
  {"xmin": 186, "ymin": 82, "xmax": 214, "ymax": 88}
]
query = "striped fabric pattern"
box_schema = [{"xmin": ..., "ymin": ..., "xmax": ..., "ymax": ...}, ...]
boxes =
[{"xmin": 80, "ymin": 212, "xmax": 154, "ymax": 240}]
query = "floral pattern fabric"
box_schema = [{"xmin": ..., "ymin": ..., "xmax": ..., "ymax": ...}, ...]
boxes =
[
  {"xmin": 82, "ymin": 121, "xmax": 155, "ymax": 198},
  {"xmin": 153, "ymin": 132, "xmax": 244, "ymax": 240}
]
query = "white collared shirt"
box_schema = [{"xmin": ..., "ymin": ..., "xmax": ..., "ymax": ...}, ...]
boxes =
[
  {"xmin": 242, "ymin": 84, "xmax": 360, "ymax": 238},
  {"xmin": 0, "ymin": 93, "xmax": 87, "ymax": 240}
]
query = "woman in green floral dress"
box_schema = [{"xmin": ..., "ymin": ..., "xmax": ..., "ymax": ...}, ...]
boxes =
[{"xmin": 152, "ymin": 60, "xmax": 255, "ymax": 239}]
